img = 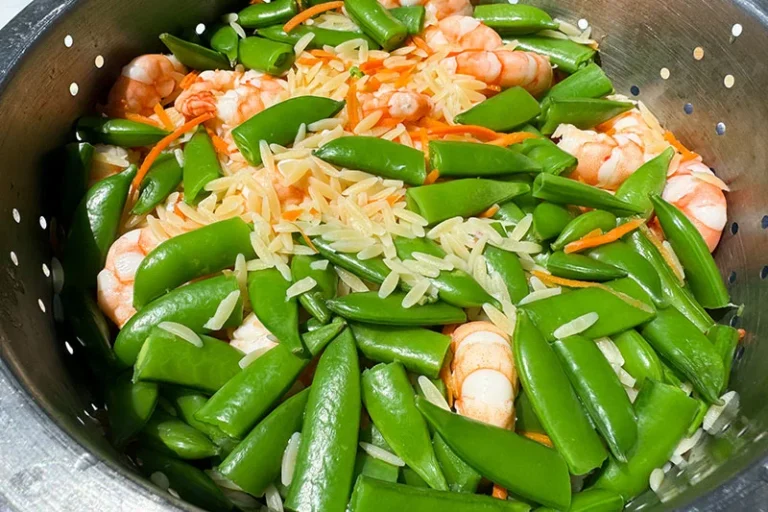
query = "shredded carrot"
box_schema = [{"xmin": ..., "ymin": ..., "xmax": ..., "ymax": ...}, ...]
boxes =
[
  {"xmin": 378, "ymin": 117, "xmax": 405, "ymax": 129},
  {"xmin": 346, "ymin": 79, "xmax": 360, "ymax": 130},
  {"xmin": 132, "ymin": 113, "xmax": 214, "ymax": 190},
  {"xmin": 283, "ymin": 1, "xmax": 345, "ymax": 33},
  {"xmin": 386, "ymin": 193, "xmax": 404, "ymax": 206},
  {"xmin": 411, "ymin": 36, "xmax": 432, "ymax": 55},
  {"xmin": 582, "ymin": 228, "xmax": 604, "ymax": 239},
  {"xmin": 153, "ymin": 104, "xmax": 175, "ymax": 131},
  {"xmin": 125, "ymin": 113, "xmax": 163, "ymax": 129},
  {"xmin": 429, "ymin": 124, "xmax": 499, "ymax": 141},
  {"xmin": 419, "ymin": 128, "xmax": 429, "ymax": 157},
  {"xmin": 207, "ymin": 129, "xmax": 231, "ymax": 155},
  {"xmin": 394, "ymin": 65, "xmax": 416, "ymax": 89},
  {"xmin": 359, "ymin": 59, "xmax": 385, "ymax": 74},
  {"xmin": 179, "ymin": 71, "xmax": 199, "ymax": 90},
  {"xmin": 174, "ymin": 204, "xmax": 186, "ymax": 219},
  {"xmin": 297, "ymin": 226, "xmax": 318, "ymax": 253},
  {"xmin": 424, "ymin": 169, "xmax": 440, "ymax": 185},
  {"xmin": 564, "ymin": 218, "xmax": 645, "ymax": 254},
  {"xmin": 664, "ymin": 130, "xmax": 698, "ymax": 162},
  {"xmin": 282, "ymin": 209, "xmax": 303, "ymax": 222},
  {"xmin": 532, "ymin": 270, "xmax": 601, "ymax": 289},
  {"xmin": 492, "ymin": 485, "xmax": 508, "ymax": 500},
  {"xmin": 479, "ymin": 204, "xmax": 500, "ymax": 218},
  {"xmin": 487, "ymin": 131, "xmax": 538, "ymax": 147},
  {"xmin": 309, "ymin": 49, "xmax": 341, "ymax": 61},
  {"xmin": 296, "ymin": 57, "xmax": 320, "ymax": 65},
  {"xmin": 738, "ymin": 328, "xmax": 746, "ymax": 341},
  {"xmin": 422, "ymin": 117, "xmax": 449, "ymax": 130},
  {"xmin": 359, "ymin": 76, "xmax": 381, "ymax": 92},
  {"xmin": 521, "ymin": 431, "xmax": 554, "ymax": 448}
]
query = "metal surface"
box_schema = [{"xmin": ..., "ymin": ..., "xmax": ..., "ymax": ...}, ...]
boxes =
[{"xmin": 0, "ymin": 0, "xmax": 766, "ymax": 510}]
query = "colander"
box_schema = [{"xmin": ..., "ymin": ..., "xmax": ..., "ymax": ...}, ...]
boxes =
[{"xmin": 0, "ymin": 0, "xmax": 766, "ymax": 510}]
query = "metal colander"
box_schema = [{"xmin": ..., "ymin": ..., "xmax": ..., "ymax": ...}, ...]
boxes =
[{"xmin": 0, "ymin": 0, "xmax": 766, "ymax": 510}]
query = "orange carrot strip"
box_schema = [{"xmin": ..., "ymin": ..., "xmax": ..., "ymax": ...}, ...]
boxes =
[
  {"xmin": 284, "ymin": 1, "xmax": 345, "ymax": 32},
  {"xmin": 479, "ymin": 204, "xmax": 500, "ymax": 218},
  {"xmin": 297, "ymin": 226, "xmax": 318, "ymax": 253},
  {"xmin": 174, "ymin": 204, "xmax": 186, "ymax": 219},
  {"xmin": 411, "ymin": 35, "xmax": 432, "ymax": 55},
  {"xmin": 207, "ymin": 129, "xmax": 231, "ymax": 155},
  {"xmin": 582, "ymin": 228, "xmax": 604, "ymax": 239},
  {"xmin": 309, "ymin": 49, "xmax": 340, "ymax": 61},
  {"xmin": 564, "ymin": 218, "xmax": 645, "ymax": 254},
  {"xmin": 378, "ymin": 117, "xmax": 405, "ymax": 129},
  {"xmin": 492, "ymin": 485, "xmax": 508, "ymax": 500},
  {"xmin": 153, "ymin": 104, "xmax": 175, "ymax": 131},
  {"xmin": 132, "ymin": 113, "xmax": 215, "ymax": 190},
  {"xmin": 360, "ymin": 59, "xmax": 385, "ymax": 74},
  {"xmin": 419, "ymin": 128, "xmax": 429, "ymax": 157},
  {"xmin": 532, "ymin": 270, "xmax": 602, "ymax": 289},
  {"xmin": 179, "ymin": 71, "xmax": 199, "ymax": 90},
  {"xmin": 347, "ymin": 80, "xmax": 359, "ymax": 130},
  {"xmin": 424, "ymin": 169, "xmax": 440, "ymax": 185},
  {"xmin": 282, "ymin": 209, "xmax": 303, "ymax": 222},
  {"xmin": 664, "ymin": 130, "xmax": 698, "ymax": 162},
  {"xmin": 429, "ymin": 124, "xmax": 499, "ymax": 141},
  {"xmin": 297, "ymin": 57, "xmax": 320, "ymax": 65},
  {"xmin": 487, "ymin": 132, "xmax": 538, "ymax": 147},
  {"xmin": 386, "ymin": 193, "xmax": 404, "ymax": 206},
  {"xmin": 125, "ymin": 113, "xmax": 163, "ymax": 129},
  {"xmin": 394, "ymin": 65, "xmax": 416, "ymax": 88},
  {"xmin": 520, "ymin": 431, "xmax": 554, "ymax": 448}
]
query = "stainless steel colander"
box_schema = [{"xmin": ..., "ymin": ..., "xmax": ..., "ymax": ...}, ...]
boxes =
[{"xmin": 0, "ymin": 0, "xmax": 766, "ymax": 510}]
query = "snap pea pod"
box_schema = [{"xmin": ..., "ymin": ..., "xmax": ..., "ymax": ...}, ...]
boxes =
[
  {"xmin": 208, "ymin": 24, "xmax": 239, "ymax": 64},
  {"xmin": 60, "ymin": 142, "xmax": 94, "ymax": 225},
  {"xmin": 291, "ymin": 254, "xmax": 338, "ymax": 324},
  {"xmin": 314, "ymin": 136, "xmax": 427, "ymax": 185},
  {"xmin": 540, "ymin": 62, "xmax": 614, "ymax": 105},
  {"xmin": 407, "ymin": 179, "xmax": 530, "ymax": 225},
  {"xmin": 350, "ymin": 323, "xmax": 450, "ymax": 379},
  {"xmin": 238, "ymin": 0, "xmax": 298, "ymax": 28},
  {"xmin": 553, "ymin": 335, "xmax": 638, "ymax": 462},
  {"xmin": 401, "ymin": 467, "xmax": 429, "ymax": 487},
  {"xmin": 514, "ymin": 313, "xmax": 608, "ymax": 476},
  {"xmin": 521, "ymin": 286, "xmax": 655, "ymax": 342},
  {"xmin": 687, "ymin": 398, "xmax": 709, "ymax": 437},
  {"xmin": 257, "ymin": 25, "xmax": 380, "ymax": 49},
  {"xmin": 429, "ymin": 140, "xmax": 541, "ymax": 177},
  {"xmin": 641, "ymin": 307, "xmax": 725, "ymax": 403},
  {"xmin": 586, "ymin": 240, "xmax": 664, "ymax": 304},
  {"xmin": 75, "ymin": 117, "xmax": 169, "ymax": 147},
  {"xmin": 389, "ymin": 5, "xmax": 425, "ymax": 34},
  {"xmin": 354, "ymin": 452, "xmax": 400, "ymax": 483},
  {"xmin": 133, "ymin": 328, "xmax": 243, "ymax": 394},
  {"xmin": 473, "ymin": 4, "xmax": 557, "ymax": 35},
  {"xmin": 532, "ymin": 202, "xmax": 574, "ymax": 240},
  {"xmin": 134, "ymin": 448, "xmax": 233, "ymax": 512},
  {"xmin": 595, "ymin": 380, "xmax": 699, "ymax": 500},
  {"xmin": 493, "ymin": 200, "xmax": 526, "ymax": 224},
  {"xmin": 417, "ymin": 396, "xmax": 571, "ymax": 508},
  {"xmin": 432, "ymin": 433, "xmax": 481, "ymax": 493},
  {"xmin": 546, "ymin": 251, "xmax": 627, "ymax": 281},
  {"xmin": 160, "ymin": 33, "xmax": 232, "ymax": 71},
  {"xmin": 114, "ymin": 274, "xmax": 243, "ymax": 366},
  {"xmin": 344, "ymin": 0, "xmax": 409, "ymax": 51},
  {"xmin": 106, "ymin": 372, "xmax": 158, "ymax": 449},
  {"xmin": 612, "ymin": 330, "xmax": 663, "ymax": 388},
  {"xmin": 454, "ymin": 86, "xmax": 540, "ymax": 131},
  {"xmin": 248, "ymin": 268, "xmax": 303, "ymax": 355},
  {"xmin": 545, "ymin": 489, "xmax": 624, "ymax": 512},
  {"xmin": 184, "ymin": 128, "xmax": 222, "ymax": 204},
  {"xmin": 614, "ymin": 148, "xmax": 674, "ymax": 218},
  {"xmin": 360, "ymin": 422, "xmax": 393, "ymax": 452},
  {"xmin": 513, "ymin": 137, "xmax": 577, "ymax": 176},
  {"xmin": 350, "ymin": 476, "xmax": 531, "ymax": 512},
  {"xmin": 552, "ymin": 210, "xmax": 617, "ymax": 251},
  {"xmin": 363, "ymin": 363, "xmax": 447, "ymax": 490},
  {"xmin": 133, "ymin": 218, "xmax": 254, "ymax": 308},
  {"xmin": 650, "ymin": 195, "xmax": 730, "ymax": 308},
  {"xmin": 540, "ymin": 98, "xmax": 634, "ymax": 136},
  {"xmin": 218, "ymin": 388, "xmax": 310, "ymax": 497},
  {"xmin": 63, "ymin": 165, "xmax": 136, "ymax": 288},
  {"xmin": 139, "ymin": 410, "xmax": 220, "ymax": 459},
  {"xmin": 162, "ymin": 387, "xmax": 239, "ymax": 454},
  {"xmin": 484, "ymin": 245, "xmax": 529, "ymax": 304},
  {"xmin": 233, "ymin": 96, "xmax": 345, "ymax": 165},
  {"xmin": 508, "ymin": 36, "xmax": 595, "ymax": 74},
  {"xmin": 515, "ymin": 390, "xmax": 545, "ymax": 434},
  {"xmin": 131, "ymin": 153, "xmax": 183, "ymax": 216},
  {"xmin": 533, "ymin": 173, "xmax": 644, "ymax": 216},
  {"xmin": 286, "ymin": 330, "xmax": 361, "ymax": 512},
  {"xmin": 239, "ymin": 36, "xmax": 295, "ymax": 75},
  {"xmin": 709, "ymin": 324, "xmax": 739, "ymax": 391},
  {"xmin": 326, "ymin": 292, "xmax": 467, "ymax": 326},
  {"xmin": 310, "ymin": 236, "xmax": 391, "ymax": 284}
]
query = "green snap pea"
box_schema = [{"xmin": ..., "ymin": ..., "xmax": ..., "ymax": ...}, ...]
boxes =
[
  {"xmin": 162, "ymin": 387, "xmax": 239, "ymax": 454},
  {"xmin": 134, "ymin": 218, "xmax": 254, "ymax": 308},
  {"xmin": 326, "ymin": 292, "xmax": 467, "ymax": 326},
  {"xmin": 454, "ymin": 86, "xmax": 541, "ymax": 130},
  {"xmin": 532, "ymin": 202, "xmax": 574, "ymax": 240},
  {"xmin": 473, "ymin": 4, "xmax": 557, "ymax": 35},
  {"xmin": 640, "ymin": 307, "xmax": 725, "ymax": 403},
  {"xmin": 553, "ymin": 335, "xmax": 638, "ymax": 462},
  {"xmin": 310, "ymin": 236, "xmax": 391, "ymax": 284},
  {"xmin": 552, "ymin": 210, "xmax": 617, "ymax": 251},
  {"xmin": 238, "ymin": 0, "xmax": 298, "ymax": 28},
  {"xmin": 514, "ymin": 313, "xmax": 608, "ymax": 476},
  {"xmin": 139, "ymin": 410, "xmax": 220, "ymax": 459},
  {"xmin": 131, "ymin": 153, "xmax": 183, "ymax": 216},
  {"xmin": 401, "ymin": 467, "xmax": 429, "ymax": 487},
  {"xmin": 484, "ymin": 245, "xmax": 529, "ymax": 304},
  {"xmin": 208, "ymin": 25, "xmax": 239, "ymax": 64},
  {"xmin": 612, "ymin": 330, "xmax": 663, "ymax": 388},
  {"xmin": 248, "ymin": 268, "xmax": 303, "ymax": 355},
  {"xmin": 509, "ymin": 36, "xmax": 596, "ymax": 74},
  {"xmin": 650, "ymin": 195, "xmax": 730, "ymax": 308},
  {"xmin": 133, "ymin": 327, "xmax": 243, "ymax": 394},
  {"xmin": 233, "ymin": 96, "xmax": 344, "ymax": 165},
  {"xmin": 493, "ymin": 200, "xmax": 526, "ymax": 224},
  {"xmin": 350, "ymin": 323, "xmax": 450, "ymax": 378},
  {"xmin": 540, "ymin": 62, "xmax": 614, "ymax": 105},
  {"xmin": 344, "ymin": 0, "xmax": 409, "ymax": 51},
  {"xmin": 540, "ymin": 98, "xmax": 634, "ymax": 136},
  {"xmin": 687, "ymin": 398, "xmax": 709, "ymax": 437},
  {"xmin": 286, "ymin": 330, "xmax": 361, "ymax": 512},
  {"xmin": 106, "ymin": 372, "xmax": 158, "ymax": 449},
  {"xmin": 219, "ymin": 388, "xmax": 310, "ymax": 497},
  {"xmin": 561, "ymin": 489, "xmax": 625, "ymax": 512},
  {"xmin": 360, "ymin": 422, "xmax": 393, "ymax": 452},
  {"xmin": 407, "ymin": 179, "xmax": 530, "ymax": 225},
  {"xmin": 257, "ymin": 25, "xmax": 379, "ymax": 49},
  {"xmin": 709, "ymin": 324, "xmax": 739, "ymax": 391},
  {"xmin": 354, "ymin": 452, "xmax": 400, "ymax": 483},
  {"xmin": 76, "ymin": 117, "xmax": 169, "ymax": 147},
  {"xmin": 291, "ymin": 254, "xmax": 338, "ymax": 324},
  {"xmin": 429, "ymin": 140, "xmax": 541, "ymax": 177},
  {"xmin": 60, "ymin": 142, "xmax": 94, "ymax": 225},
  {"xmin": 363, "ymin": 363, "xmax": 447, "ymax": 490},
  {"xmin": 515, "ymin": 390, "xmax": 545, "ymax": 434},
  {"xmin": 239, "ymin": 36, "xmax": 295, "ymax": 75},
  {"xmin": 160, "ymin": 33, "xmax": 232, "ymax": 71},
  {"xmin": 114, "ymin": 274, "xmax": 243, "ymax": 366},
  {"xmin": 432, "ymin": 433, "xmax": 481, "ymax": 493},
  {"xmin": 513, "ymin": 137, "xmax": 577, "ymax": 176},
  {"xmin": 389, "ymin": 5, "xmax": 425, "ymax": 34},
  {"xmin": 586, "ymin": 240, "xmax": 664, "ymax": 304},
  {"xmin": 546, "ymin": 251, "xmax": 627, "ymax": 281},
  {"xmin": 183, "ymin": 128, "xmax": 222, "ymax": 204},
  {"xmin": 63, "ymin": 165, "xmax": 136, "ymax": 288},
  {"xmin": 615, "ymin": 148, "xmax": 674, "ymax": 218},
  {"xmin": 595, "ymin": 380, "xmax": 699, "ymax": 500},
  {"xmin": 417, "ymin": 395, "xmax": 571, "ymax": 508},
  {"xmin": 532, "ymin": 173, "xmax": 644, "ymax": 216},
  {"xmin": 314, "ymin": 136, "xmax": 427, "ymax": 185}
]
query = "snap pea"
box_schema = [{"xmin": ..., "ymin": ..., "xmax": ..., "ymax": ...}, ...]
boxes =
[
  {"xmin": 417, "ymin": 395, "xmax": 571, "ymax": 508},
  {"xmin": 76, "ymin": 117, "xmax": 169, "ymax": 147},
  {"xmin": 614, "ymin": 148, "xmax": 674, "ymax": 218},
  {"xmin": 709, "ymin": 324, "xmax": 739, "ymax": 391},
  {"xmin": 114, "ymin": 274, "xmax": 243, "ymax": 366},
  {"xmin": 239, "ymin": 36, "xmax": 295, "ymax": 75},
  {"xmin": 389, "ymin": 5, "xmax": 425, "ymax": 34},
  {"xmin": 344, "ymin": 0, "xmax": 409, "ymax": 51},
  {"xmin": 184, "ymin": 128, "xmax": 222, "ymax": 204},
  {"xmin": 429, "ymin": 140, "xmax": 541, "ymax": 178},
  {"xmin": 160, "ymin": 33, "xmax": 231, "ymax": 71},
  {"xmin": 540, "ymin": 62, "xmax": 614, "ymax": 105},
  {"xmin": 311, "ymin": 236, "xmax": 391, "ymax": 284},
  {"xmin": 134, "ymin": 218, "xmax": 254, "ymax": 308},
  {"xmin": 363, "ymin": 363, "xmax": 447, "ymax": 490},
  {"xmin": 552, "ymin": 210, "xmax": 617, "ymax": 251},
  {"xmin": 540, "ymin": 98, "xmax": 634, "ymax": 136},
  {"xmin": 514, "ymin": 313, "xmax": 608, "ymax": 476},
  {"xmin": 687, "ymin": 398, "xmax": 709, "ymax": 437},
  {"xmin": 131, "ymin": 153, "xmax": 183, "ymax": 216},
  {"xmin": 133, "ymin": 328, "xmax": 243, "ymax": 394},
  {"xmin": 650, "ymin": 195, "xmax": 730, "ymax": 309},
  {"xmin": 63, "ymin": 165, "xmax": 136, "ymax": 288},
  {"xmin": 432, "ymin": 433, "xmax": 481, "ymax": 493},
  {"xmin": 162, "ymin": 387, "xmax": 239, "ymax": 454},
  {"xmin": 560, "ymin": 489, "xmax": 624, "ymax": 512},
  {"xmin": 532, "ymin": 202, "xmax": 574, "ymax": 240},
  {"xmin": 586, "ymin": 240, "xmax": 664, "ymax": 304},
  {"xmin": 546, "ymin": 251, "xmax": 627, "ymax": 281},
  {"xmin": 208, "ymin": 24, "xmax": 239, "ymax": 64},
  {"xmin": 60, "ymin": 142, "xmax": 93, "ymax": 225},
  {"xmin": 286, "ymin": 330, "xmax": 361, "ymax": 512},
  {"xmin": 326, "ymin": 292, "xmax": 467, "ymax": 326},
  {"xmin": 473, "ymin": 4, "xmax": 557, "ymax": 35},
  {"xmin": 401, "ymin": 467, "xmax": 429, "ymax": 488},
  {"xmin": 532, "ymin": 173, "xmax": 644, "ymax": 216},
  {"xmin": 248, "ymin": 268, "xmax": 303, "ymax": 355},
  {"xmin": 291, "ymin": 254, "xmax": 338, "ymax": 324},
  {"xmin": 493, "ymin": 200, "xmax": 526, "ymax": 224},
  {"xmin": 454, "ymin": 86, "xmax": 541, "ymax": 131},
  {"xmin": 509, "ymin": 36, "xmax": 596, "ymax": 74},
  {"xmin": 257, "ymin": 25, "xmax": 380, "ymax": 49},
  {"xmin": 484, "ymin": 245, "xmax": 529, "ymax": 304},
  {"xmin": 219, "ymin": 388, "xmax": 310, "ymax": 497},
  {"xmin": 350, "ymin": 323, "xmax": 450, "ymax": 378},
  {"xmin": 354, "ymin": 452, "xmax": 400, "ymax": 483},
  {"xmin": 232, "ymin": 96, "xmax": 344, "ymax": 165},
  {"xmin": 139, "ymin": 410, "xmax": 220, "ymax": 459},
  {"xmin": 612, "ymin": 330, "xmax": 663, "ymax": 388},
  {"xmin": 106, "ymin": 372, "xmax": 158, "ymax": 449},
  {"xmin": 640, "ymin": 307, "xmax": 725, "ymax": 403},
  {"xmin": 595, "ymin": 380, "xmax": 699, "ymax": 500},
  {"xmin": 407, "ymin": 179, "xmax": 530, "ymax": 225},
  {"xmin": 360, "ymin": 422, "xmax": 393, "ymax": 452},
  {"xmin": 314, "ymin": 136, "xmax": 427, "ymax": 185},
  {"xmin": 515, "ymin": 390, "xmax": 545, "ymax": 434},
  {"xmin": 513, "ymin": 137, "xmax": 577, "ymax": 176},
  {"xmin": 238, "ymin": 0, "xmax": 298, "ymax": 28}
]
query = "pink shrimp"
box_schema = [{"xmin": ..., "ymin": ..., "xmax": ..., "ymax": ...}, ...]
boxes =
[
  {"xmin": 360, "ymin": 89, "xmax": 432, "ymax": 121},
  {"xmin": 377, "ymin": 0, "xmax": 471, "ymax": 20},
  {"xmin": 444, "ymin": 50, "xmax": 553, "ymax": 96},
  {"xmin": 106, "ymin": 54, "xmax": 186, "ymax": 117},
  {"xmin": 230, "ymin": 313, "xmax": 278, "ymax": 355},
  {"xmin": 424, "ymin": 15, "xmax": 502, "ymax": 51}
]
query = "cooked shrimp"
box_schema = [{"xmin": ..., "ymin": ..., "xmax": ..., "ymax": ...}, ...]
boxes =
[
  {"xmin": 425, "ymin": 15, "xmax": 502, "ymax": 51},
  {"xmin": 107, "ymin": 54, "xmax": 186, "ymax": 117},
  {"xmin": 377, "ymin": 0, "xmax": 471, "ymax": 20},
  {"xmin": 450, "ymin": 321, "xmax": 517, "ymax": 429},
  {"xmin": 96, "ymin": 228, "xmax": 161, "ymax": 327},
  {"xmin": 444, "ymin": 50, "xmax": 553, "ymax": 96},
  {"xmin": 230, "ymin": 313, "xmax": 278, "ymax": 354},
  {"xmin": 360, "ymin": 89, "xmax": 432, "ymax": 121}
]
